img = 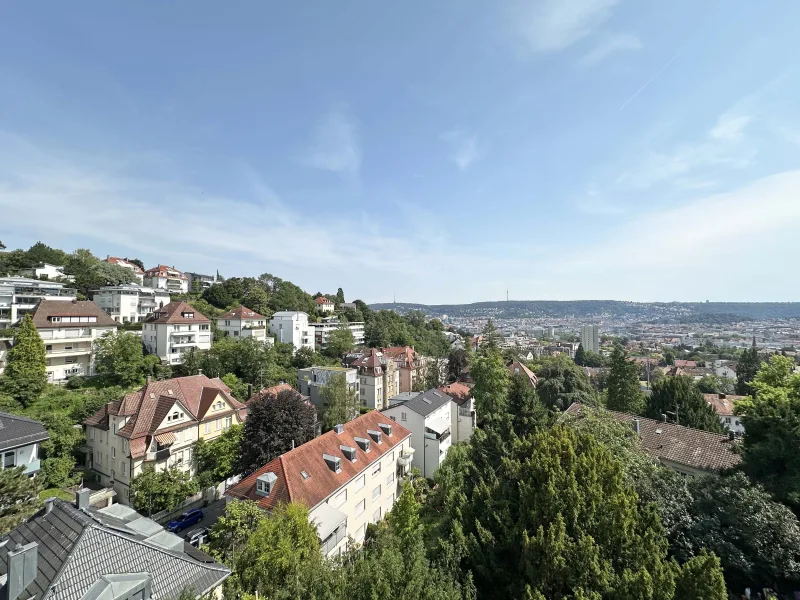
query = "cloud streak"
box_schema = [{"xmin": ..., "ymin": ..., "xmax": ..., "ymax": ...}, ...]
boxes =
[
  {"xmin": 516, "ymin": 0, "xmax": 619, "ymax": 52},
  {"xmin": 619, "ymin": 47, "xmax": 684, "ymax": 110},
  {"xmin": 302, "ymin": 106, "xmax": 361, "ymax": 176}
]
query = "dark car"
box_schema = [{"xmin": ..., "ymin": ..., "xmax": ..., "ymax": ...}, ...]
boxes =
[
  {"xmin": 185, "ymin": 526, "xmax": 210, "ymax": 547},
  {"xmin": 167, "ymin": 508, "xmax": 204, "ymax": 532}
]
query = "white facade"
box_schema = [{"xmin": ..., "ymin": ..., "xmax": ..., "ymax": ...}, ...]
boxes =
[
  {"xmin": 581, "ymin": 325, "xmax": 600, "ymax": 354},
  {"xmin": 18, "ymin": 263, "xmax": 73, "ymax": 282},
  {"xmin": 309, "ymin": 320, "xmax": 366, "ymax": 350},
  {"xmin": 216, "ymin": 309, "xmax": 271, "ymax": 344},
  {"xmin": 451, "ymin": 397, "xmax": 476, "ymax": 444},
  {"xmin": 0, "ymin": 277, "xmax": 77, "ymax": 326},
  {"xmin": 105, "ymin": 257, "xmax": 145, "ymax": 283},
  {"xmin": 269, "ymin": 311, "xmax": 315, "ymax": 351},
  {"xmin": 142, "ymin": 321, "xmax": 212, "ymax": 365},
  {"xmin": 315, "ymin": 298, "xmax": 335, "ymax": 313},
  {"xmin": 712, "ymin": 360, "xmax": 737, "ymax": 380},
  {"xmin": 142, "ymin": 266, "xmax": 189, "ymax": 294},
  {"xmin": 1, "ymin": 440, "xmax": 42, "ymax": 477},
  {"xmin": 93, "ymin": 285, "xmax": 170, "ymax": 323},
  {"xmin": 35, "ymin": 311, "xmax": 118, "ymax": 382}
]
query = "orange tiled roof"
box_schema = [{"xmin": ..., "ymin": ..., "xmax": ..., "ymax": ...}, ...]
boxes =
[
  {"xmin": 703, "ymin": 393, "xmax": 745, "ymax": 417},
  {"xmin": 106, "ymin": 257, "xmax": 144, "ymax": 274},
  {"xmin": 217, "ymin": 306, "xmax": 266, "ymax": 321},
  {"xmin": 143, "ymin": 265, "xmax": 188, "ymax": 280},
  {"xmin": 143, "ymin": 301, "xmax": 210, "ymax": 325},
  {"xmin": 439, "ymin": 382, "xmax": 472, "ymax": 403}
]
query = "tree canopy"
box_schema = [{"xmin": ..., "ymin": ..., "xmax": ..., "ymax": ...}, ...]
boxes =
[
  {"xmin": 533, "ymin": 353, "xmax": 598, "ymax": 411},
  {"xmin": 644, "ymin": 375, "xmax": 724, "ymax": 432},
  {"xmin": 93, "ymin": 331, "xmax": 148, "ymax": 387},
  {"xmin": 364, "ymin": 310, "xmax": 450, "ymax": 357},
  {"xmin": 129, "ymin": 466, "xmax": 198, "ymax": 515},
  {"xmin": 321, "ymin": 372, "xmax": 360, "ymax": 430},
  {"xmin": 606, "ymin": 344, "xmax": 645, "ymax": 414},
  {"xmin": 1, "ymin": 314, "xmax": 47, "ymax": 407}
]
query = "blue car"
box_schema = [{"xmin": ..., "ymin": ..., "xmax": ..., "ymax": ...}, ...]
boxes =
[{"xmin": 167, "ymin": 508, "xmax": 204, "ymax": 532}]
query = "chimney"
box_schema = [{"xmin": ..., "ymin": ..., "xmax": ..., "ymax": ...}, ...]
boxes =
[
  {"xmin": 44, "ymin": 498, "xmax": 55, "ymax": 515},
  {"xmin": 632, "ymin": 418, "xmax": 640, "ymax": 434},
  {"xmin": 333, "ymin": 424, "xmax": 344, "ymax": 434},
  {"xmin": 728, "ymin": 430, "xmax": 735, "ymax": 441},
  {"xmin": 7, "ymin": 542, "xmax": 38, "ymax": 600},
  {"xmin": 146, "ymin": 375, "xmax": 152, "ymax": 385},
  {"xmin": 661, "ymin": 413, "xmax": 667, "ymax": 423},
  {"xmin": 719, "ymin": 393, "xmax": 726, "ymax": 400},
  {"xmin": 197, "ymin": 369, "xmax": 203, "ymax": 376},
  {"xmin": 76, "ymin": 488, "xmax": 91, "ymax": 511}
]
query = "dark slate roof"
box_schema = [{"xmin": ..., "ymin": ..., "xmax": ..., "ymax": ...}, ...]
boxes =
[
  {"xmin": 0, "ymin": 412, "xmax": 49, "ymax": 452},
  {"xmin": 395, "ymin": 389, "xmax": 452, "ymax": 417},
  {"xmin": 0, "ymin": 499, "xmax": 229, "ymax": 600},
  {"xmin": 564, "ymin": 403, "xmax": 741, "ymax": 472}
]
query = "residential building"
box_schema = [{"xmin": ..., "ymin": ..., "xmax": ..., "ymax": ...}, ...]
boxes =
[
  {"xmin": 142, "ymin": 265, "xmax": 189, "ymax": 294},
  {"xmin": 17, "ymin": 262, "xmax": 73, "ymax": 282},
  {"xmin": 565, "ymin": 403, "xmax": 740, "ymax": 476},
  {"xmin": 186, "ymin": 272, "xmax": 215, "ymax": 292},
  {"xmin": 704, "ymin": 393, "xmax": 746, "ymax": 436},
  {"xmin": 0, "ymin": 338, "xmax": 10, "ymax": 376},
  {"xmin": 507, "ymin": 360, "xmax": 538, "ymax": 386},
  {"xmin": 309, "ymin": 318, "xmax": 366, "ymax": 350},
  {"xmin": 712, "ymin": 360, "xmax": 738, "ymax": 380},
  {"xmin": 0, "ymin": 276, "xmax": 77, "ymax": 326},
  {"xmin": 581, "ymin": 325, "xmax": 600, "ymax": 353},
  {"xmin": 105, "ymin": 256, "xmax": 145, "ymax": 283},
  {"xmin": 439, "ymin": 382, "xmax": 476, "ymax": 443},
  {"xmin": 0, "ymin": 412, "xmax": 49, "ymax": 477},
  {"xmin": 381, "ymin": 346, "xmax": 426, "ymax": 393},
  {"xmin": 340, "ymin": 302, "xmax": 357, "ymax": 310},
  {"xmin": 315, "ymin": 296, "xmax": 335, "ymax": 313},
  {"xmin": 32, "ymin": 300, "xmax": 118, "ymax": 383},
  {"xmin": 142, "ymin": 301, "xmax": 212, "ymax": 365},
  {"xmin": 92, "ymin": 284, "xmax": 170, "ymax": 323},
  {"xmin": 298, "ymin": 366, "xmax": 359, "ymax": 412},
  {"xmin": 347, "ymin": 349, "xmax": 401, "ymax": 410},
  {"xmin": 383, "ymin": 389, "xmax": 452, "ymax": 478},
  {"xmin": 269, "ymin": 311, "xmax": 315, "ymax": 351},
  {"xmin": 226, "ymin": 411, "xmax": 412, "ymax": 555},
  {"xmin": 217, "ymin": 305, "xmax": 271, "ymax": 343},
  {"xmin": 84, "ymin": 375, "xmax": 247, "ymax": 504},
  {"xmin": 0, "ymin": 493, "xmax": 230, "ymax": 600}
]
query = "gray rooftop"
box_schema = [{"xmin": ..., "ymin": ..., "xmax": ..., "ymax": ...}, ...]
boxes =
[
  {"xmin": 0, "ymin": 412, "xmax": 49, "ymax": 453},
  {"xmin": 0, "ymin": 499, "xmax": 229, "ymax": 600},
  {"xmin": 391, "ymin": 389, "xmax": 452, "ymax": 417}
]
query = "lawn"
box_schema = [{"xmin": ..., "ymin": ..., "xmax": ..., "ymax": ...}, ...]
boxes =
[{"xmin": 39, "ymin": 488, "xmax": 76, "ymax": 502}]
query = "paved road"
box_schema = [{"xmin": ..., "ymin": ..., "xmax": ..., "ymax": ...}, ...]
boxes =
[{"xmin": 195, "ymin": 498, "xmax": 227, "ymax": 531}]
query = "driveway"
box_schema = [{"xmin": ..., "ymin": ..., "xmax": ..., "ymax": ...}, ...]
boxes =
[{"xmin": 195, "ymin": 498, "xmax": 227, "ymax": 531}]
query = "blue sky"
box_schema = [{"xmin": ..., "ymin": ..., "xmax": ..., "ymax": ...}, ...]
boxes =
[{"xmin": 2, "ymin": 1, "xmax": 800, "ymax": 304}]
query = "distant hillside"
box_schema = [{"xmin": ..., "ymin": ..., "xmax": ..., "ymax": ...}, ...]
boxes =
[{"xmin": 369, "ymin": 301, "xmax": 800, "ymax": 322}]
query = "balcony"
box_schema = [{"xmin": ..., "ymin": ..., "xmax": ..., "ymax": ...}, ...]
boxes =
[
  {"xmin": 397, "ymin": 447, "xmax": 415, "ymax": 467},
  {"xmin": 146, "ymin": 448, "xmax": 171, "ymax": 462},
  {"xmin": 170, "ymin": 339, "xmax": 196, "ymax": 347},
  {"xmin": 46, "ymin": 345, "xmax": 92, "ymax": 355}
]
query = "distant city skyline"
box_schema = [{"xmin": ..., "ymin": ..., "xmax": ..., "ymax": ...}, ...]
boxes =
[{"xmin": 2, "ymin": 2, "xmax": 800, "ymax": 304}]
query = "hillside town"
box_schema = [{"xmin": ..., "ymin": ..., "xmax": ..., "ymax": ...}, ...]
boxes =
[{"xmin": 0, "ymin": 240, "xmax": 799, "ymax": 599}]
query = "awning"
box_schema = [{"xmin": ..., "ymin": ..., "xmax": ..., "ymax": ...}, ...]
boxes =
[
  {"xmin": 426, "ymin": 417, "xmax": 449, "ymax": 435},
  {"xmin": 310, "ymin": 502, "xmax": 347, "ymax": 541},
  {"xmin": 154, "ymin": 432, "xmax": 176, "ymax": 444}
]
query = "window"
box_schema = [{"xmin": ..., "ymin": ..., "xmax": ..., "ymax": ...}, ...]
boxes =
[
  {"xmin": 123, "ymin": 439, "xmax": 129, "ymax": 453},
  {"xmin": 88, "ymin": 428, "xmax": 94, "ymax": 440},
  {"xmin": 372, "ymin": 485, "xmax": 381, "ymax": 500},
  {"xmin": 65, "ymin": 356, "xmax": 78, "ymax": 364},
  {"xmin": 200, "ymin": 324, "xmax": 209, "ymax": 331},
  {"xmin": 390, "ymin": 415, "xmax": 396, "ymax": 422},
  {"xmin": 355, "ymin": 499, "xmax": 365, "ymax": 517},
  {"xmin": 372, "ymin": 462, "xmax": 381, "ymax": 477},
  {"xmin": 122, "ymin": 462, "xmax": 128, "ymax": 476},
  {"xmin": 724, "ymin": 417, "xmax": 731, "ymax": 424},
  {"xmin": 355, "ymin": 474, "xmax": 366, "ymax": 491},
  {"xmin": 64, "ymin": 345, "xmax": 73, "ymax": 351},
  {"xmin": 388, "ymin": 492, "xmax": 395, "ymax": 506},
  {"xmin": 205, "ymin": 422, "xmax": 211, "ymax": 433},
  {"xmin": 372, "ymin": 507, "xmax": 381, "ymax": 523},
  {"xmin": 401, "ymin": 412, "xmax": 407, "ymax": 421},
  {"xmin": 112, "ymin": 447, "xmax": 116, "ymax": 458},
  {"xmin": 45, "ymin": 345, "xmax": 52, "ymax": 351},
  {"xmin": 355, "ymin": 524, "xmax": 366, "ymax": 543},
  {"xmin": 216, "ymin": 418, "xmax": 222, "ymax": 431},
  {"xmin": 3, "ymin": 451, "xmax": 15, "ymax": 469},
  {"xmin": 386, "ymin": 471, "xmax": 395, "ymax": 486},
  {"xmin": 225, "ymin": 320, "xmax": 231, "ymax": 326},
  {"xmin": 331, "ymin": 489, "xmax": 347, "ymax": 508},
  {"xmin": 110, "ymin": 470, "xmax": 115, "ymax": 481},
  {"xmin": 225, "ymin": 416, "xmax": 232, "ymax": 428}
]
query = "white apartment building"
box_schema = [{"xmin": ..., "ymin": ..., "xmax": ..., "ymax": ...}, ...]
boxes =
[
  {"xmin": 17, "ymin": 263, "xmax": 73, "ymax": 282},
  {"xmin": 92, "ymin": 284, "xmax": 170, "ymax": 323},
  {"xmin": 142, "ymin": 301, "xmax": 212, "ymax": 365},
  {"xmin": 186, "ymin": 272, "xmax": 215, "ymax": 292},
  {"xmin": 84, "ymin": 375, "xmax": 247, "ymax": 504},
  {"xmin": 298, "ymin": 366, "xmax": 359, "ymax": 412},
  {"xmin": 105, "ymin": 257, "xmax": 145, "ymax": 283},
  {"xmin": 348, "ymin": 348, "xmax": 401, "ymax": 410},
  {"xmin": 439, "ymin": 382, "xmax": 477, "ymax": 444},
  {"xmin": 269, "ymin": 311, "xmax": 315, "ymax": 351},
  {"xmin": 32, "ymin": 300, "xmax": 118, "ymax": 383},
  {"xmin": 227, "ymin": 411, "xmax": 413, "ymax": 555},
  {"xmin": 309, "ymin": 319, "xmax": 365, "ymax": 351},
  {"xmin": 142, "ymin": 265, "xmax": 189, "ymax": 294},
  {"xmin": 581, "ymin": 325, "xmax": 600, "ymax": 354},
  {"xmin": 0, "ymin": 412, "xmax": 49, "ymax": 478},
  {"xmin": 216, "ymin": 305, "xmax": 271, "ymax": 344},
  {"xmin": 383, "ymin": 389, "xmax": 452, "ymax": 479},
  {"xmin": 0, "ymin": 277, "xmax": 77, "ymax": 326}
]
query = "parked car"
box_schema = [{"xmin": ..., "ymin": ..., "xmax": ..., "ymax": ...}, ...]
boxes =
[
  {"xmin": 185, "ymin": 527, "xmax": 210, "ymax": 547},
  {"xmin": 167, "ymin": 508, "xmax": 204, "ymax": 532}
]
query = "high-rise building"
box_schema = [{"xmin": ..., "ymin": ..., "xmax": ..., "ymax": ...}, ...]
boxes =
[{"xmin": 581, "ymin": 325, "xmax": 600, "ymax": 354}]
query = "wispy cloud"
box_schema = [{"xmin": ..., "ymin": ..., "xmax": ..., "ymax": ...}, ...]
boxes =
[
  {"xmin": 516, "ymin": 0, "xmax": 619, "ymax": 53},
  {"xmin": 440, "ymin": 129, "xmax": 484, "ymax": 171},
  {"xmin": 580, "ymin": 33, "xmax": 641, "ymax": 66},
  {"xmin": 302, "ymin": 106, "xmax": 361, "ymax": 176},
  {"xmin": 575, "ymin": 188, "xmax": 625, "ymax": 214}
]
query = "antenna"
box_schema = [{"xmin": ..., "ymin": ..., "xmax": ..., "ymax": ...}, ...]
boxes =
[{"xmin": 506, "ymin": 289, "xmax": 509, "ymax": 302}]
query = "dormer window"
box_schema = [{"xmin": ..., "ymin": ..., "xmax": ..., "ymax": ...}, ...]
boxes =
[
  {"xmin": 354, "ymin": 437, "xmax": 371, "ymax": 453},
  {"xmin": 378, "ymin": 423, "xmax": 393, "ymax": 437},
  {"xmin": 340, "ymin": 445, "xmax": 357, "ymax": 462},
  {"xmin": 323, "ymin": 453, "xmax": 342, "ymax": 473},
  {"xmin": 182, "ymin": 312, "xmax": 194, "ymax": 319},
  {"xmin": 49, "ymin": 316, "xmax": 61, "ymax": 322},
  {"xmin": 256, "ymin": 472, "xmax": 277, "ymax": 497},
  {"xmin": 368, "ymin": 429, "xmax": 383, "ymax": 444}
]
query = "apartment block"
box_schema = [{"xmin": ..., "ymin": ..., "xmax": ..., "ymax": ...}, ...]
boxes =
[
  {"xmin": 142, "ymin": 265, "xmax": 189, "ymax": 294},
  {"xmin": 381, "ymin": 346, "xmax": 426, "ymax": 393},
  {"xmin": 309, "ymin": 318, "xmax": 365, "ymax": 350},
  {"xmin": 226, "ymin": 411, "xmax": 413, "ymax": 556},
  {"xmin": 105, "ymin": 256, "xmax": 145, "ymax": 283},
  {"xmin": 383, "ymin": 389, "xmax": 452, "ymax": 479},
  {"xmin": 0, "ymin": 276, "xmax": 77, "ymax": 326},
  {"xmin": 347, "ymin": 348, "xmax": 401, "ymax": 410},
  {"xmin": 186, "ymin": 272, "xmax": 215, "ymax": 292},
  {"xmin": 216, "ymin": 305, "xmax": 271, "ymax": 343},
  {"xmin": 17, "ymin": 262, "xmax": 73, "ymax": 282},
  {"xmin": 298, "ymin": 366, "xmax": 359, "ymax": 412},
  {"xmin": 581, "ymin": 325, "xmax": 600, "ymax": 354},
  {"xmin": 269, "ymin": 311, "xmax": 315, "ymax": 351},
  {"xmin": 92, "ymin": 284, "xmax": 170, "ymax": 323},
  {"xmin": 84, "ymin": 375, "xmax": 247, "ymax": 504},
  {"xmin": 32, "ymin": 300, "xmax": 118, "ymax": 383},
  {"xmin": 142, "ymin": 301, "xmax": 212, "ymax": 365}
]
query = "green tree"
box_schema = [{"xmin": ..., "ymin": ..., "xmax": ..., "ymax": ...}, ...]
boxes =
[
  {"xmin": 674, "ymin": 551, "xmax": 727, "ymax": 600},
  {"xmin": 696, "ymin": 374, "xmax": 735, "ymax": 395},
  {"xmin": 221, "ymin": 373, "xmax": 249, "ymax": 402},
  {"xmin": 470, "ymin": 345, "xmax": 509, "ymax": 420},
  {"xmin": 207, "ymin": 499, "xmax": 266, "ymax": 565},
  {"xmin": 644, "ymin": 375, "xmax": 724, "ymax": 432},
  {"xmin": 507, "ymin": 372, "xmax": 551, "ymax": 439},
  {"xmin": 239, "ymin": 388, "xmax": 316, "ymax": 472},
  {"xmin": 0, "ymin": 466, "xmax": 42, "ymax": 535},
  {"xmin": 606, "ymin": 344, "xmax": 645, "ymax": 414},
  {"xmin": 242, "ymin": 287, "xmax": 272, "ymax": 320},
  {"xmin": 25, "ymin": 241, "xmax": 67, "ymax": 268},
  {"xmin": 129, "ymin": 466, "xmax": 199, "ymax": 516},
  {"xmin": 203, "ymin": 283, "xmax": 235, "ymax": 309},
  {"xmin": 415, "ymin": 358, "xmax": 443, "ymax": 391},
  {"xmin": 291, "ymin": 346, "xmax": 317, "ymax": 369},
  {"xmin": 663, "ymin": 349, "xmax": 676, "ymax": 366},
  {"xmin": 388, "ymin": 479, "xmax": 420, "ymax": 547},
  {"xmin": 534, "ymin": 353, "xmax": 599, "ymax": 410},
  {"xmin": 447, "ymin": 347, "xmax": 469, "ymax": 382},
  {"xmin": 93, "ymin": 331, "xmax": 147, "ymax": 386},
  {"xmin": 736, "ymin": 339, "xmax": 763, "ymax": 396},
  {"xmin": 335, "ymin": 287, "xmax": 345, "ymax": 304},
  {"xmin": 321, "ymin": 373, "xmax": 360, "ymax": 430},
  {"xmin": 40, "ymin": 455, "xmax": 78, "ymax": 488},
  {"xmin": 193, "ymin": 424, "xmax": 243, "ymax": 485},
  {"xmin": 574, "ymin": 343, "xmax": 587, "ymax": 366},
  {"xmin": 1, "ymin": 314, "xmax": 47, "ymax": 407},
  {"xmin": 325, "ymin": 325, "xmax": 355, "ymax": 358}
]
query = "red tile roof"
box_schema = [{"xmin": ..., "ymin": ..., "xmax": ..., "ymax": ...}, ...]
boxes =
[
  {"xmin": 143, "ymin": 265, "xmax": 188, "ymax": 280},
  {"xmin": 106, "ymin": 257, "xmax": 144, "ymax": 274},
  {"xmin": 144, "ymin": 301, "xmax": 210, "ymax": 325},
  {"xmin": 351, "ymin": 348, "xmax": 383, "ymax": 376},
  {"xmin": 439, "ymin": 382, "xmax": 472, "ymax": 404},
  {"xmin": 226, "ymin": 411, "xmax": 410, "ymax": 511},
  {"xmin": 674, "ymin": 360, "xmax": 698, "ymax": 368},
  {"xmin": 507, "ymin": 360, "xmax": 538, "ymax": 386},
  {"xmin": 315, "ymin": 297, "xmax": 334, "ymax": 305},
  {"xmin": 217, "ymin": 306, "xmax": 266, "ymax": 321},
  {"xmin": 381, "ymin": 346, "xmax": 418, "ymax": 368},
  {"xmin": 703, "ymin": 393, "xmax": 745, "ymax": 417},
  {"xmin": 32, "ymin": 300, "xmax": 119, "ymax": 330}
]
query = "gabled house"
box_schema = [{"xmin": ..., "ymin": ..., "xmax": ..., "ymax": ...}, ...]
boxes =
[
  {"xmin": 0, "ymin": 492, "xmax": 229, "ymax": 600},
  {"xmin": 703, "ymin": 393, "xmax": 746, "ymax": 436},
  {"xmin": 507, "ymin": 360, "xmax": 538, "ymax": 386},
  {"xmin": 105, "ymin": 256, "xmax": 145, "ymax": 283},
  {"xmin": 84, "ymin": 375, "xmax": 246, "ymax": 504},
  {"xmin": 439, "ymin": 382, "xmax": 476, "ymax": 443},
  {"xmin": 142, "ymin": 301, "xmax": 212, "ymax": 365},
  {"xmin": 216, "ymin": 305, "xmax": 271, "ymax": 343},
  {"xmin": 315, "ymin": 296, "xmax": 335, "ymax": 313},
  {"xmin": 381, "ymin": 346, "xmax": 426, "ymax": 393},
  {"xmin": 348, "ymin": 348, "xmax": 400, "ymax": 410},
  {"xmin": 226, "ymin": 412, "xmax": 412, "ymax": 556},
  {"xmin": 142, "ymin": 265, "xmax": 189, "ymax": 294},
  {"xmin": 0, "ymin": 412, "xmax": 49, "ymax": 478}
]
